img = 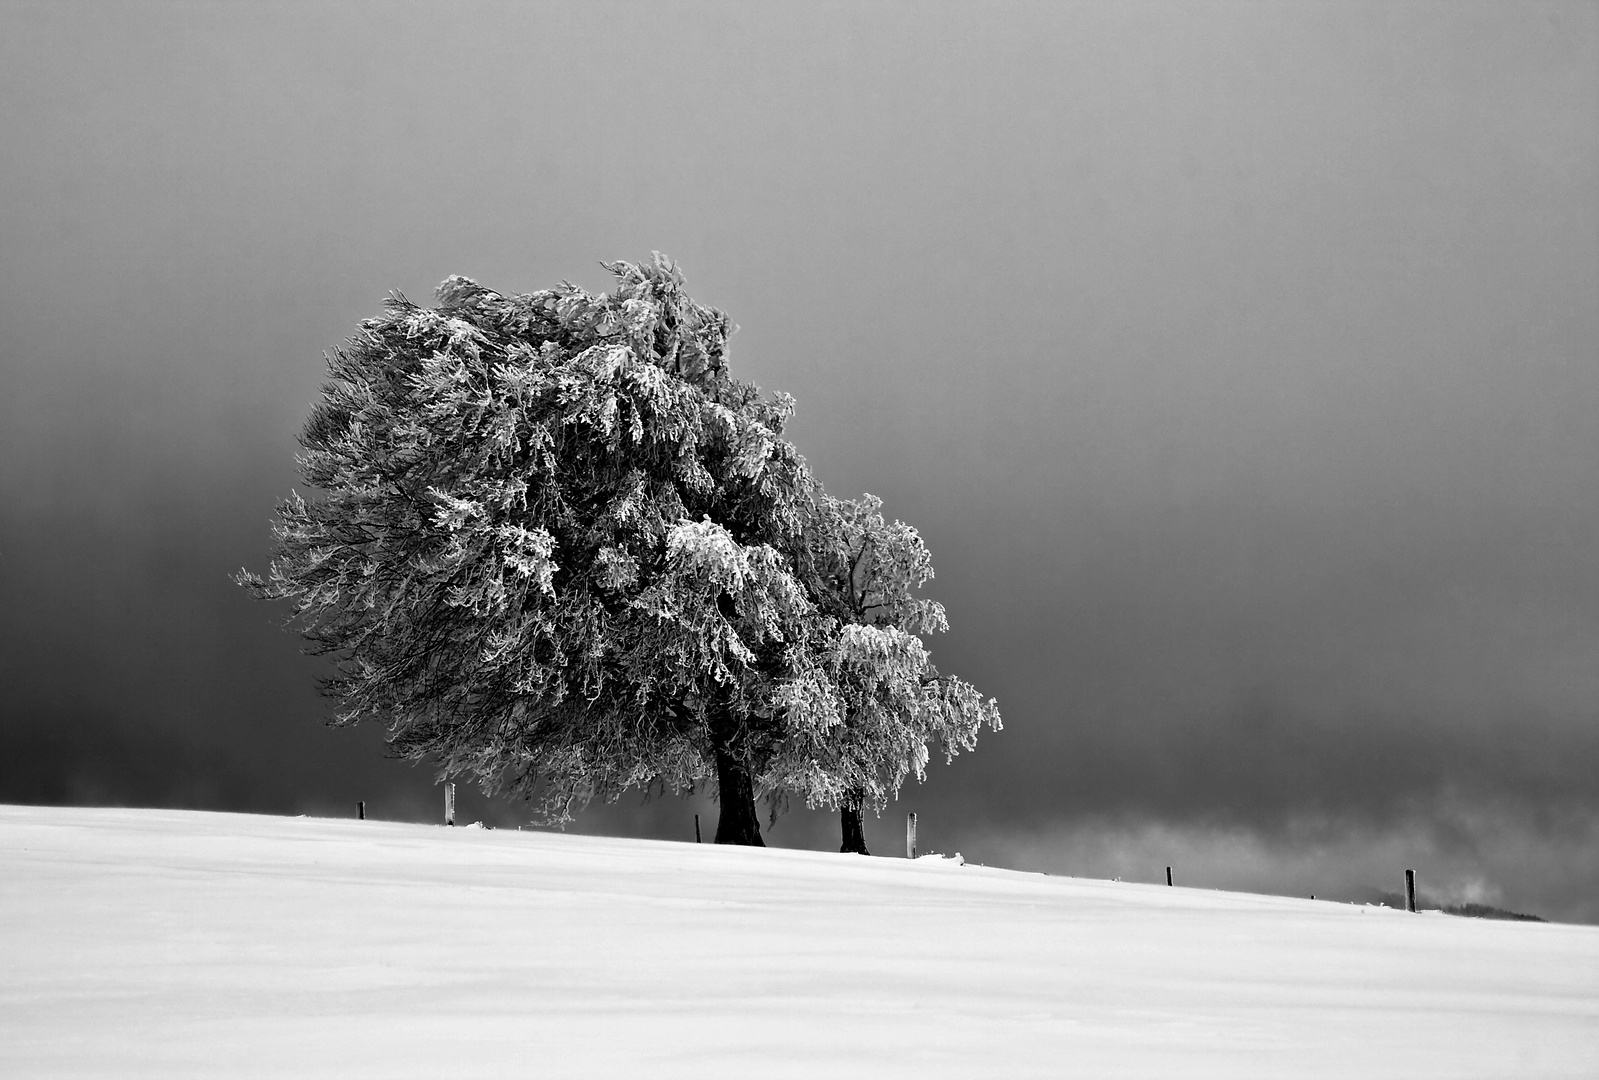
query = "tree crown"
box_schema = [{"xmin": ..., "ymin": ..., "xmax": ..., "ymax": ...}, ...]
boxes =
[{"xmin": 242, "ymin": 255, "xmax": 998, "ymax": 827}]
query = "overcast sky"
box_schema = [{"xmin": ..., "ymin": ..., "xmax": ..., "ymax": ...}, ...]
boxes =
[{"xmin": 3, "ymin": 1, "xmax": 1596, "ymax": 920}]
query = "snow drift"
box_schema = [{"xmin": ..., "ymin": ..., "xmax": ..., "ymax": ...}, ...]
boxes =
[{"xmin": 2, "ymin": 805, "xmax": 1594, "ymax": 1077}]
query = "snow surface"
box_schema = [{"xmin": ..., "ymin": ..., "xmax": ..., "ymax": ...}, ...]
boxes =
[{"xmin": 3, "ymin": 805, "xmax": 1595, "ymax": 1078}]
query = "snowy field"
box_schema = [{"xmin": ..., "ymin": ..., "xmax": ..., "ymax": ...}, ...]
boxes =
[{"xmin": 3, "ymin": 805, "xmax": 1595, "ymax": 1078}]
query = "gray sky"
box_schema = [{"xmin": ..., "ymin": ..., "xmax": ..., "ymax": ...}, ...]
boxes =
[{"xmin": 3, "ymin": 1, "xmax": 1596, "ymax": 920}]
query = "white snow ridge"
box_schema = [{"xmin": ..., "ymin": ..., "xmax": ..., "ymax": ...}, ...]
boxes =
[{"xmin": 2, "ymin": 805, "xmax": 1595, "ymax": 1078}]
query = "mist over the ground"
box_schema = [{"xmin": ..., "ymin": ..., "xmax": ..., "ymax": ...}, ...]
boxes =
[{"xmin": 2, "ymin": 3, "xmax": 1595, "ymax": 920}]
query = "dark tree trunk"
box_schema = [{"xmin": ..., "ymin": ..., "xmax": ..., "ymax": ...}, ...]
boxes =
[
  {"xmin": 706, "ymin": 702, "xmax": 764, "ymax": 846},
  {"xmin": 712, "ymin": 743, "xmax": 765, "ymax": 845},
  {"xmin": 840, "ymin": 796, "xmax": 869, "ymax": 855}
]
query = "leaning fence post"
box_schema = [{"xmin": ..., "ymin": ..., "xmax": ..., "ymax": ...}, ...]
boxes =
[
  {"xmin": 444, "ymin": 783, "xmax": 456, "ymax": 827},
  {"xmin": 906, "ymin": 812, "xmax": 917, "ymax": 859},
  {"xmin": 1405, "ymin": 869, "xmax": 1417, "ymax": 912}
]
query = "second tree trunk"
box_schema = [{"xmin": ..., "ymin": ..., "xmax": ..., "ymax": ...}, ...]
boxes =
[{"xmin": 840, "ymin": 794, "xmax": 869, "ymax": 855}]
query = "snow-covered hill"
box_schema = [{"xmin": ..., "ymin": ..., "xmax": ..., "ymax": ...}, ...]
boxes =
[{"xmin": 3, "ymin": 805, "xmax": 1594, "ymax": 1077}]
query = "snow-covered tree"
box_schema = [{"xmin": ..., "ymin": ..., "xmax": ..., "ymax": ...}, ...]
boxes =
[
  {"xmin": 240, "ymin": 255, "xmax": 822, "ymax": 843},
  {"xmin": 769, "ymin": 494, "xmax": 1002, "ymax": 853}
]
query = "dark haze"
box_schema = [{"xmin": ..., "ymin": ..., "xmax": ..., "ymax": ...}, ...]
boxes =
[{"xmin": 2, "ymin": 3, "xmax": 1595, "ymax": 920}]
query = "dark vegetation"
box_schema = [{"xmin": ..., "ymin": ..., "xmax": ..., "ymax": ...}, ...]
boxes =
[{"xmin": 1364, "ymin": 890, "xmax": 1544, "ymax": 922}]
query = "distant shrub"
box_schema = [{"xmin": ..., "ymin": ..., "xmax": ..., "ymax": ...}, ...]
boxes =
[{"xmin": 1367, "ymin": 891, "xmax": 1544, "ymax": 922}]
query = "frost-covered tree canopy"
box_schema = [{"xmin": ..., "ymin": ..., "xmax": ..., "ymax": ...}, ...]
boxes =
[
  {"xmin": 774, "ymin": 495, "xmax": 1002, "ymax": 828},
  {"xmin": 242, "ymin": 255, "xmax": 998, "ymax": 843}
]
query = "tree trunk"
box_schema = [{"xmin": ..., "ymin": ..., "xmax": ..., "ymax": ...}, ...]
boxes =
[
  {"xmin": 840, "ymin": 795, "xmax": 869, "ymax": 855},
  {"xmin": 706, "ymin": 702, "xmax": 764, "ymax": 846},
  {"xmin": 712, "ymin": 743, "xmax": 765, "ymax": 845}
]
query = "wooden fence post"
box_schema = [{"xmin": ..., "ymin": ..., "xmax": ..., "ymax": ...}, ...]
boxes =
[
  {"xmin": 1405, "ymin": 869, "xmax": 1417, "ymax": 913},
  {"xmin": 358, "ymin": 800, "xmax": 365, "ymax": 820},
  {"xmin": 445, "ymin": 783, "xmax": 456, "ymax": 827},
  {"xmin": 695, "ymin": 814, "xmax": 701, "ymax": 843},
  {"xmin": 907, "ymin": 812, "xmax": 917, "ymax": 859},
  {"xmin": 1166, "ymin": 866, "xmax": 1173, "ymax": 886}
]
